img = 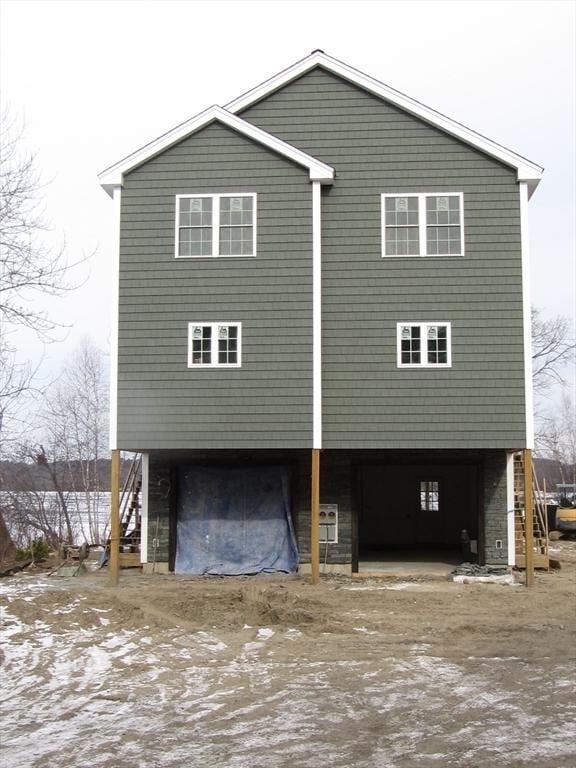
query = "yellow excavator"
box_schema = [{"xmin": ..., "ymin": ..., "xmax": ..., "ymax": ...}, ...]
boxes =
[{"xmin": 556, "ymin": 484, "xmax": 576, "ymax": 535}]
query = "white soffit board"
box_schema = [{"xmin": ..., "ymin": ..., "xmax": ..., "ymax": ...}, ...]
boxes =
[
  {"xmin": 225, "ymin": 51, "xmax": 544, "ymax": 195},
  {"xmin": 98, "ymin": 105, "xmax": 334, "ymax": 195}
]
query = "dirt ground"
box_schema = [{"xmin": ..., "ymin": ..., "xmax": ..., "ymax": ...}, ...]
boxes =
[{"xmin": 1, "ymin": 543, "xmax": 575, "ymax": 768}]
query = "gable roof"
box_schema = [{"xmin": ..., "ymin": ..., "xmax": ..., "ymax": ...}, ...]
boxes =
[
  {"xmin": 98, "ymin": 105, "xmax": 334, "ymax": 196},
  {"xmin": 225, "ymin": 51, "xmax": 543, "ymax": 195}
]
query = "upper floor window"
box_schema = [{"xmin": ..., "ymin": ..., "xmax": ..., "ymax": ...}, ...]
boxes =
[
  {"xmin": 397, "ymin": 322, "xmax": 451, "ymax": 367},
  {"xmin": 176, "ymin": 194, "xmax": 256, "ymax": 258},
  {"xmin": 188, "ymin": 322, "xmax": 242, "ymax": 367},
  {"xmin": 382, "ymin": 193, "xmax": 463, "ymax": 257}
]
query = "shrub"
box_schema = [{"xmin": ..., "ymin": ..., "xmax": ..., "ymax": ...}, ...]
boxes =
[{"xmin": 15, "ymin": 538, "xmax": 52, "ymax": 562}]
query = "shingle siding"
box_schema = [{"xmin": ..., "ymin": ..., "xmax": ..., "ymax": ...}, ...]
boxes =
[
  {"xmin": 117, "ymin": 122, "xmax": 313, "ymax": 450},
  {"xmin": 241, "ymin": 67, "xmax": 527, "ymax": 449}
]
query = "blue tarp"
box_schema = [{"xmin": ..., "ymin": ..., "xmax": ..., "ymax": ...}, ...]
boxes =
[{"xmin": 175, "ymin": 466, "xmax": 299, "ymax": 575}]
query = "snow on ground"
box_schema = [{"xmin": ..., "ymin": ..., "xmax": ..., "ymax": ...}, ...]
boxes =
[{"xmin": 1, "ymin": 573, "xmax": 575, "ymax": 768}]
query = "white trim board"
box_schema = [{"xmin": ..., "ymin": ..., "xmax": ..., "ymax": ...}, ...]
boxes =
[
  {"xmin": 109, "ymin": 185, "xmax": 121, "ymax": 451},
  {"xmin": 519, "ymin": 182, "xmax": 534, "ymax": 449},
  {"xmin": 225, "ymin": 51, "xmax": 543, "ymax": 195},
  {"xmin": 99, "ymin": 105, "xmax": 334, "ymax": 195},
  {"xmin": 506, "ymin": 452, "xmax": 516, "ymax": 567},
  {"xmin": 140, "ymin": 452, "xmax": 149, "ymax": 564},
  {"xmin": 312, "ymin": 181, "xmax": 322, "ymax": 449}
]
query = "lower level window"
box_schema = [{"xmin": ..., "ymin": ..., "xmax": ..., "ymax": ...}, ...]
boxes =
[
  {"xmin": 420, "ymin": 481, "xmax": 439, "ymax": 511},
  {"xmin": 397, "ymin": 322, "xmax": 451, "ymax": 367},
  {"xmin": 188, "ymin": 322, "xmax": 241, "ymax": 367}
]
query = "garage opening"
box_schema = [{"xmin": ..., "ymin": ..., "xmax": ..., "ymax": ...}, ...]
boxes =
[
  {"xmin": 175, "ymin": 465, "xmax": 298, "ymax": 575},
  {"xmin": 357, "ymin": 464, "xmax": 478, "ymax": 574}
]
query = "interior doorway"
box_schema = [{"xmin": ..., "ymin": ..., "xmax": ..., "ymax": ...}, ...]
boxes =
[{"xmin": 356, "ymin": 463, "xmax": 478, "ymax": 573}]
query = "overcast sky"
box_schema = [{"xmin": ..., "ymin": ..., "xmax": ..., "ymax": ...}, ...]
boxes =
[{"xmin": 1, "ymin": 0, "xmax": 574, "ymax": 389}]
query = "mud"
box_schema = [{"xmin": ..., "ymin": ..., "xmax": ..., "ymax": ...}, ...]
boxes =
[{"xmin": 1, "ymin": 541, "xmax": 575, "ymax": 767}]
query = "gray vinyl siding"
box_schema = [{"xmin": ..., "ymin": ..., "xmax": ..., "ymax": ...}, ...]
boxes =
[
  {"xmin": 241, "ymin": 67, "xmax": 527, "ymax": 449},
  {"xmin": 117, "ymin": 122, "xmax": 313, "ymax": 450}
]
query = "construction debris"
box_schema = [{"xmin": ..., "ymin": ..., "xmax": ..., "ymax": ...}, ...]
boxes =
[{"xmin": 451, "ymin": 563, "xmax": 518, "ymax": 586}]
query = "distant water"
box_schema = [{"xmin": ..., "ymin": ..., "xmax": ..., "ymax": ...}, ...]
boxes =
[{"xmin": 1, "ymin": 491, "xmax": 113, "ymax": 546}]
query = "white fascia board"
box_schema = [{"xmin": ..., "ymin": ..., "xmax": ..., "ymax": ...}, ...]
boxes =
[
  {"xmin": 225, "ymin": 52, "xmax": 543, "ymax": 190},
  {"xmin": 98, "ymin": 105, "xmax": 334, "ymax": 195}
]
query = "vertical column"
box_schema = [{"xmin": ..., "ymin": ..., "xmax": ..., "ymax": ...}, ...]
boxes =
[
  {"xmin": 312, "ymin": 181, "xmax": 322, "ymax": 450},
  {"xmin": 110, "ymin": 448, "xmax": 121, "ymax": 586},
  {"xmin": 524, "ymin": 448, "xmax": 534, "ymax": 587},
  {"xmin": 311, "ymin": 448, "xmax": 320, "ymax": 584}
]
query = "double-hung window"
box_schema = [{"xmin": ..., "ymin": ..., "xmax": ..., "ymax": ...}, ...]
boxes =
[
  {"xmin": 176, "ymin": 193, "xmax": 256, "ymax": 257},
  {"xmin": 397, "ymin": 322, "xmax": 451, "ymax": 368},
  {"xmin": 188, "ymin": 323, "xmax": 241, "ymax": 367},
  {"xmin": 382, "ymin": 193, "xmax": 464, "ymax": 257}
]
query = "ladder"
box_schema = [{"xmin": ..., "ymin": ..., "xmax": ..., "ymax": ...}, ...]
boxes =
[
  {"xmin": 103, "ymin": 453, "xmax": 142, "ymax": 568},
  {"xmin": 514, "ymin": 452, "xmax": 549, "ymax": 570}
]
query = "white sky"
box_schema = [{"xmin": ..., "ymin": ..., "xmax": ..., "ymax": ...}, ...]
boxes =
[{"xmin": 1, "ymin": 0, "xmax": 574, "ymax": 387}]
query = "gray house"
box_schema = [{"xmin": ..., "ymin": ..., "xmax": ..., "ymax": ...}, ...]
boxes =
[{"xmin": 99, "ymin": 52, "xmax": 543, "ymax": 577}]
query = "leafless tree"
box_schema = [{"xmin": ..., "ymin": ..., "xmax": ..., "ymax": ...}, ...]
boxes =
[
  {"xmin": 0, "ymin": 109, "xmax": 85, "ymax": 336},
  {"xmin": 41, "ymin": 339, "xmax": 109, "ymax": 544},
  {"xmin": 535, "ymin": 387, "xmax": 576, "ymax": 490},
  {"xmin": 1, "ymin": 340, "xmax": 109, "ymax": 551},
  {"xmin": 532, "ymin": 307, "xmax": 576, "ymax": 394}
]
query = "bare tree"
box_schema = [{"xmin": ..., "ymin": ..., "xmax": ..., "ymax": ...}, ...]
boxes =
[
  {"xmin": 532, "ymin": 307, "xmax": 576, "ymax": 394},
  {"xmin": 0, "ymin": 109, "xmax": 84, "ymax": 336},
  {"xmin": 535, "ymin": 387, "xmax": 576, "ymax": 490},
  {"xmin": 41, "ymin": 339, "xmax": 109, "ymax": 544}
]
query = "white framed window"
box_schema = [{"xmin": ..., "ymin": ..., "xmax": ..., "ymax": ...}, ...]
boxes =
[
  {"xmin": 176, "ymin": 193, "xmax": 256, "ymax": 258},
  {"xmin": 382, "ymin": 193, "xmax": 464, "ymax": 257},
  {"xmin": 420, "ymin": 481, "xmax": 440, "ymax": 512},
  {"xmin": 397, "ymin": 322, "xmax": 452, "ymax": 368},
  {"xmin": 187, "ymin": 323, "xmax": 242, "ymax": 368}
]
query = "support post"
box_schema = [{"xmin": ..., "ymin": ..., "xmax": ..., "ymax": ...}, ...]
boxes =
[
  {"xmin": 524, "ymin": 448, "xmax": 534, "ymax": 587},
  {"xmin": 110, "ymin": 449, "xmax": 121, "ymax": 586},
  {"xmin": 311, "ymin": 448, "xmax": 320, "ymax": 584}
]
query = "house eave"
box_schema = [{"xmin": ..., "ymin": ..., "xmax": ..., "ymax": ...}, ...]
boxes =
[
  {"xmin": 225, "ymin": 51, "xmax": 544, "ymax": 192},
  {"xmin": 98, "ymin": 105, "xmax": 334, "ymax": 195}
]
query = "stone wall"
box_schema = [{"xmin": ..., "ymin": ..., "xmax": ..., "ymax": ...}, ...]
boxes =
[
  {"xmin": 481, "ymin": 450, "xmax": 508, "ymax": 565},
  {"xmin": 146, "ymin": 456, "xmax": 172, "ymax": 564},
  {"xmin": 295, "ymin": 452, "xmax": 353, "ymax": 569}
]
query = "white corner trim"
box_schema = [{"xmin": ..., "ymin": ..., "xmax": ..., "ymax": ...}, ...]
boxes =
[
  {"xmin": 225, "ymin": 52, "xmax": 543, "ymax": 191},
  {"xmin": 109, "ymin": 185, "xmax": 121, "ymax": 451},
  {"xmin": 519, "ymin": 182, "xmax": 534, "ymax": 449},
  {"xmin": 506, "ymin": 452, "xmax": 516, "ymax": 567},
  {"xmin": 98, "ymin": 105, "xmax": 334, "ymax": 195},
  {"xmin": 140, "ymin": 452, "xmax": 149, "ymax": 564},
  {"xmin": 312, "ymin": 181, "xmax": 322, "ymax": 449}
]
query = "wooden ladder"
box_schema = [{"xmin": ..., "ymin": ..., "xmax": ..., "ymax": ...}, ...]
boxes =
[
  {"xmin": 105, "ymin": 454, "xmax": 142, "ymax": 568},
  {"xmin": 514, "ymin": 452, "xmax": 549, "ymax": 570}
]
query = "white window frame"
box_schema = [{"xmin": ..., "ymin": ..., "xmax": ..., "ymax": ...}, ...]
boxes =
[
  {"xmin": 396, "ymin": 322, "xmax": 452, "ymax": 368},
  {"xmin": 175, "ymin": 193, "xmax": 257, "ymax": 258},
  {"xmin": 382, "ymin": 192, "xmax": 464, "ymax": 257},
  {"xmin": 187, "ymin": 322, "xmax": 242, "ymax": 368}
]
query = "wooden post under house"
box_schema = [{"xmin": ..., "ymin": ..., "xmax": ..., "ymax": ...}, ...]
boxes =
[
  {"xmin": 524, "ymin": 448, "xmax": 534, "ymax": 587},
  {"xmin": 110, "ymin": 449, "xmax": 121, "ymax": 586},
  {"xmin": 311, "ymin": 449, "xmax": 320, "ymax": 584}
]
